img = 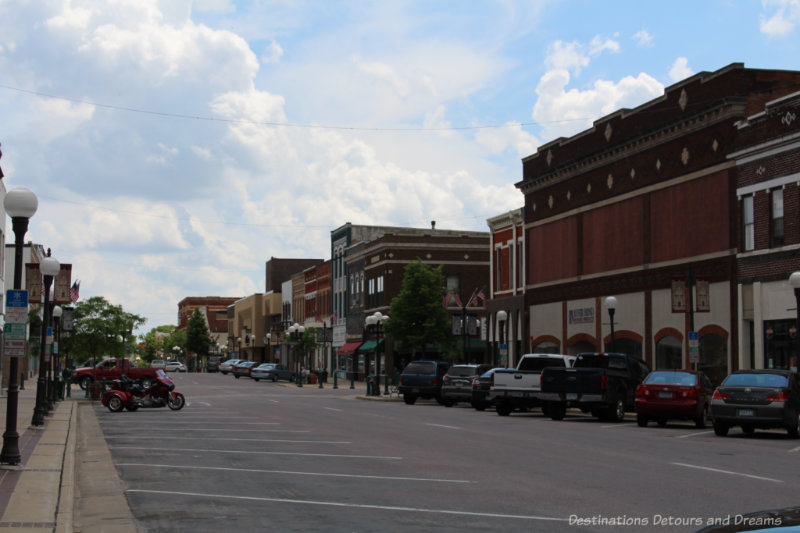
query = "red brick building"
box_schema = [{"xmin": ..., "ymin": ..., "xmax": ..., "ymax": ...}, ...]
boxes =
[
  {"xmin": 516, "ymin": 64, "xmax": 800, "ymax": 384},
  {"xmin": 732, "ymin": 89, "xmax": 800, "ymax": 372}
]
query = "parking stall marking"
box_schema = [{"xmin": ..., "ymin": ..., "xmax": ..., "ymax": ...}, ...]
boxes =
[
  {"xmin": 126, "ymin": 489, "xmax": 566, "ymax": 523},
  {"xmin": 117, "ymin": 463, "xmax": 475, "ymax": 483},
  {"xmin": 675, "ymin": 431, "xmax": 715, "ymax": 439},
  {"xmin": 425, "ymin": 423, "xmax": 460, "ymax": 430},
  {"xmin": 106, "ymin": 436, "xmax": 349, "ymax": 444},
  {"xmin": 671, "ymin": 462, "xmax": 783, "ymax": 483},
  {"xmin": 111, "ymin": 446, "xmax": 402, "ymax": 460}
]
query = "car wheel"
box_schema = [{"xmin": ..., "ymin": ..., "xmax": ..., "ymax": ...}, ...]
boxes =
[
  {"xmin": 107, "ymin": 395, "xmax": 124, "ymax": 413},
  {"xmin": 787, "ymin": 412, "xmax": 800, "ymax": 438},
  {"xmin": 549, "ymin": 402, "xmax": 566, "ymax": 421},
  {"xmin": 713, "ymin": 422, "xmax": 729, "ymax": 436},
  {"xmin": 606, "ymin": 395, "xmax": 626, "ymax": 423},
  {"xmin": 742, "ymin": 424, "xmax": 755, "ymax": 435},
  {"xmin": 495, "ymin": 402, "xmax": 512, "ymax": 416},
  {"xmin": 272, "ymin": 375, "xmax": 278, "ymax": 382},
  {"xmin": 695, "ymin": 406, "xmax": 708, "ymax": 429},
  {"xmin": 636, "ymin": 414, "xmax": 648, "ymax": 427},
  {"xmin": 253, "ymin": 378, "xmax": 260, "ymax": 382},
  {"xmin": 234, "ymin": 374, "xmax": 240, "ymax": 379},
  {"xmin": 79, "ymin": 376, "xmax": 92, "ymax": 391},
  {"xmin": 471, "ymin": 401, "xmax": 487, "ymax": 412},
  {"xmin": 403, "ymin": 394, "xmax": 417, "ymax": 405}
]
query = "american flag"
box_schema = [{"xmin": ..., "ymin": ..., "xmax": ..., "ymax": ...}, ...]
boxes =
[{"xmin": 69, "ymin": 280, "xmax": 80, "ymax": 303}]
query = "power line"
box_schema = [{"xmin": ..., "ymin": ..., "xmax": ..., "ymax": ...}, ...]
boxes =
[{"xmin": 0, "ymin": 83, "xmax": 588, "ymax": 132}]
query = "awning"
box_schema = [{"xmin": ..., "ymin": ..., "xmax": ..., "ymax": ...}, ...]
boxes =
[
  {"xmin": 358, "ymin": 339, "xmax": 385, "ymax": 353},
  {"xmin": 337, "ymin": 342, "xmax": 363, "ymax": 356}
]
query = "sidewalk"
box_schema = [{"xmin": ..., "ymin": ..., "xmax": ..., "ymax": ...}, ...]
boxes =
[{"xmin": 0, "ymin": 384, "xmax": 137, "ymax": 533}]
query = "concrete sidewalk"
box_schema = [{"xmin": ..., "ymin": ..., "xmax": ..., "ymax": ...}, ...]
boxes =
[{"xmin": 0, "ymin": 384, "xmax": 137, "ymax": 533}]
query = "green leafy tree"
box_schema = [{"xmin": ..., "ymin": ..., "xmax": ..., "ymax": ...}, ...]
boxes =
[
  {"xmin": 186, "ymin": 308, "xmax": 212, "ymax": 371},
  {"xmin": 385, "ymin": 260, "xmax": 456, "ymax": 360},
  {"xmin": 292, "ymin": 328, "xmax": 318, "ymax": 373},
  {"xmin": 140, "ymin": 325, "xmax": 175, "ymax": 364},
  {"xmin": 161, "ymin": 329, "xmax": 187, "ymax": 360},
  {"xmin": 63, "ymin": 296, "xmax": 145, "ymax": 366}
]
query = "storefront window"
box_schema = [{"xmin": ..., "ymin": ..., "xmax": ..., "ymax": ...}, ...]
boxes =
[
  {"xmin": 763, "ymin": 319, "xmax": 798, "ymax": 372},
  {"xmin": 700, "ymin": 333, "xmax": 728, "ymax": 386},
  {"xmin": 533, "ymin": 341, "xmax": 559, "ymax": 354},
  {"xmin": 656, "ymin": 336, "xmax": 682, "ymax": 369}
]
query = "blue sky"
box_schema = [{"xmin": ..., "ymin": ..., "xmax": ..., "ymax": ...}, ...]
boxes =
[{"xmin": 1, "ymin": 0, "xmax": 798, "ymax": 334}]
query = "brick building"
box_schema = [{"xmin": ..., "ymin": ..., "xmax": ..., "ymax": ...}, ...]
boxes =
[
  {"xmin": 732, "ymin": 89, "xmax": 800, "ymax": 371},
  {"xmin": 516, "ymin": 63, "xmax": 800, "ymax": 385}
]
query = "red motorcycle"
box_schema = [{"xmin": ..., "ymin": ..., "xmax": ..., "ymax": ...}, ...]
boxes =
[{"xmin": 102, "ymin": 369, "xmax": 185, "ymax": 412}]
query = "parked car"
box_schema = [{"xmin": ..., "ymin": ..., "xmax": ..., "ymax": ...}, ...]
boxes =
[
  {"xmin": 206, "ymin": 356, "xmax": 224, "ymax": 373},
  {"xmin": 397, "ymin": 360, "xmax": 451, "ymax": 405},
  {"xmin": 165, "ymin": 360, "xmax": 187, "ymax": 372},
  {"xmin": 440, "ymin": 364, "xmax": 493, "ymax": 407},
  {"xmin": 491, "ymin": 354, "xmax": 576, "ymax": 416},
  {"xmin": 251, "ymin": 363, "xmax": 296, "ymax": 382},
  {"xmin": 635, "ymin": 370, "xmax": 714, "ymax": 428},
  {"xmin": 471, "ymin": 368, "xmax": 512, "ymax": 411},
  {"xmin": 150, "ymin": 359, "xmax": 166, "ymax": 369},
  {"xmin": 219, "ymin": 359, "xmax": 241, "ymax": 375},
  {"xmin": 233, "ymin": 361, "xmax": 258, "ymax": 379},
  {"xmin": 711, "ymin": 369, "xmax": 800, "ymax": 438}
]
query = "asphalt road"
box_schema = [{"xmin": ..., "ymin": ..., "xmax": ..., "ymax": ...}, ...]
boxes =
[{"xmin": 92, "ymin": 373, "xmax": 800, "ymax": 532}]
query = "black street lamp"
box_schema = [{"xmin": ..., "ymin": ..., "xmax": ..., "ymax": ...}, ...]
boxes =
[
  {"xmin": 1, "ymin": 187, "xmax": 38, "ymax": 465},
  {"xmin": 497, "ymin": 310, "xmax": 507, "ymax": 367},
  {"xmin": 365, "ymin": 312, "xmax": 389, "ymax": 396},
  {"xmin": 288, "ymin": 323, "xmax": 305, "ymax": 387},
  {"xmin": 31, "ymin": 251, "xmax": 60, "ymax": 427},
  {"xmin": 264, "ymin": 333, "xmax": 271, "ymax": 363},
  {"xmin": 49, "ymin": 304, "xmax": 62, "ymax": 408},
  {"xmin": 604, "ymin": 296, "xmax": 618, "ymax": 351}
]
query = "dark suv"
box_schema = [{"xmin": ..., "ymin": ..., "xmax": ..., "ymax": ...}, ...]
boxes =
[
  {"xmin": 440, "ymin": 364, "xmax": 493, "ymax": 407},
  {"xmin": 398, "ymin": 360, "xmax": 451, "ymax": 405},
  {"xmin": 206, "ymin": 356, "xmax": 224, "ymax": 373}
]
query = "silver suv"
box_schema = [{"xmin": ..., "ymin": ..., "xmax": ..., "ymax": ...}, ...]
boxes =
[{"xmin": 441, "ymin": 364, "xmax": 493, "ymax": 407}]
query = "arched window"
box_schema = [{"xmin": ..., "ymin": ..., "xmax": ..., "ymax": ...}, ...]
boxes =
[
  {"xmin": 569, "ymin": 340, "xmax": 595, "ymax": 355},
  {"xmin": 656, "ymin": 336, "xmax": 682, "ymax": 369},
  {"xmin": 609, "ymin": 338, "xmax": 642, "ymax": 359},
  {"xmin": 700, "ymin": 333, "xmax": 728, "ymax": 386},
  {"xmin": 533, "ymin": 341, "xmax": 559, "ymax": 354}
]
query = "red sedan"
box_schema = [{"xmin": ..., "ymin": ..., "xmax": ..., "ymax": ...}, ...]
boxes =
[{"xmin": 635, "ymin": 370, "xmax": 715, "ymax": 428}]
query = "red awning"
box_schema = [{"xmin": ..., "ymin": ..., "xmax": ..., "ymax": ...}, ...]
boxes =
[{"xmin": 338, "ymin": 342, "xmax": 363, "ymax": 355}]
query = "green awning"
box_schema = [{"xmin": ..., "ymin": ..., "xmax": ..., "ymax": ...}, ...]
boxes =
[{"xmin": 357, "ymin": 339, "xmax": 385, "ymax": 353}]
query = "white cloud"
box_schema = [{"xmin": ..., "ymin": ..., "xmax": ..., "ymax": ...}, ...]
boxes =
[
  {"xmin": 261, "ymin": 40, "xmax": 283, "ymax": 64},
  {"xmin": 633, "ymin": 29, "xmax": 654, "ymax": 47},
  {"xmin": 545, "ymin": 35, "xmax": 620, "ymax": 76},
  {"xmin": 475, "ymin": 123, "xmax": 540, "ymax": 159},
  {"xmin": 353, "ymin": 55, "xmax": 411, "ymax": 98},
  {"xmin": 669, "ymin": 57, "xmax": 694, "ymax": 82},
  {"xmin": 760, "ymin": 0, "xmax": 800, "ymax": 36}
]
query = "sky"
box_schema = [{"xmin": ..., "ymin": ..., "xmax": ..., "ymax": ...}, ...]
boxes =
[{"xmin": 1, "ymin": 0, "xmax": 799, "ymax": 335}]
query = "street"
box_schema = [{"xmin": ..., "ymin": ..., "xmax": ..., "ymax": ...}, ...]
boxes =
[{"xmin": 92, "ymin": 373, "xmax": 800, "ymax": 532}]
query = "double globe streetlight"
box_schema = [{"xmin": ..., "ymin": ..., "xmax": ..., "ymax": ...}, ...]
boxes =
[
  {"xmin": 1, "ymin": 188, "xmax": 38, "ymax": 464},
  {"xmin": 365, "ymin": 311, "xmax": 389, "ymax": 396},
  {"xmin": 287, "ymin": 323, "xmax": 305, "ymax": 387},
  {"xmin": 31, "ymin": 252, "xmax": 60, "ymax": 427}
]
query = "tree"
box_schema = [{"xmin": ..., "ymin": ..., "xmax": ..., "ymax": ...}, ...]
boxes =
[
  {"xmin": 140, "ymin": 325, "xmax": 175, "ymax": 364},
  {"xmin": 63, "ymin": 296, "xmax": 146, "ymax": 366},
  {"xmin": 292, "ymin": 328, "xmax": 318, "ymax": 373},
  {"xmin": 186, "ymin": 308, "xmax": 212, "ymax": 371},
  {"xmin": 385, "ymin": 260, "xmax": 456, "ymax": 360}
]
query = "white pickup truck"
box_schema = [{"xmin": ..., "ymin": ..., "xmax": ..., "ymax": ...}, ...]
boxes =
[{"xmin": 489, "ymin": 354, "xmax": 575, "ymax": 416}]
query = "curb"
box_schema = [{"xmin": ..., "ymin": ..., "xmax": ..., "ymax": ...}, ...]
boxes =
[{"xmin": 56, "ymin": 401, "xmax": 77, "ymax": 533}]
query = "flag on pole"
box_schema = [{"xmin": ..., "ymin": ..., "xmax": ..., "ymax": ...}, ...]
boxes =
[
  {"xmin": 69, "ymin": 280, "xmax": 80, "ymax": 303},
  {"xmin": 442, "ymin": 290, "xmax": 451, "ymax": 308},
  {"xmin": 452, "ymin": 293, "xmax": 463, "ymax": 308},
  {"xmin": 477, "ymin": 289, "xmax": 487, "ymax": 309}
]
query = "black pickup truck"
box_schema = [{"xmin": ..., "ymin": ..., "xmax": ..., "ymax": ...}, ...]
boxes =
[{"xmin": 538, "ymin": 352, "xmax": 650, "ymax": 422}]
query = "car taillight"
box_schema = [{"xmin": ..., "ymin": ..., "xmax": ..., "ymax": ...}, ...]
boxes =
[
  {"xmin": 399, "ymin": 376, "xmax": 404, "ymax": 385},
  {"xmin": 432, "ymin": 377, "xmax": 438, "ymax": 386},
  {"xmin": 600, "ymin": 375, "xmax": 608, "ymax": 389},
  {"xmin": 443, "ymin": 375, "xmax": 451, "ymax": 383},
  {"xmin": 712, "ymin": 389, "xmax": 729, "ymax": 400},
  {"xmin": 471, "ymin": 377, "xmax": 479, "ymax": 387},
  {"xmin": 766, "ymin": 392, "xmax": 790, "ymax": 402},
  {"xmin": 680, "ymin": 387, "xmax": 699, "ymax": 399},
  {"xmin": 636, "ymin": 385, "xmax": 649, "ymax": 397}
]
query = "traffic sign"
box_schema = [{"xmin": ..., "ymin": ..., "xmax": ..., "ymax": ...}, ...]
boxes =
[
  {"xmin": 3, "ymin": 338, "xmax": 26, "ymax": 357},
  {"xmin": 3, "ymin": 323, "xmax": 26, "ymax": 339},
  {"xmin": 689, "ymin": 331, "xmax": 699, "ymax": 363},
  {"xmin": 6, "ymin": 289, "xmax": 28, "ymax": 308}
]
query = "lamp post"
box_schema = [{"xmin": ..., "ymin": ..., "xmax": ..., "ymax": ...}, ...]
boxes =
[
  {"xmin": 1, "ymin": 188, "xmax": 37, "ymax": 464},
  {"xmin": 288, "ymin": 323, "xmax": 305, "ymax": 387},
  {"xmin": 603, "ymin": 296, "xmax": 618, "ymax": 351},
  {"xmin": 237, "ymin": 337, "xmax": 242, "ymax": 359},
  {"xmin": 789, "ymin": 273, "xmax": 800, "ymax": 371},
  {"xmin": 264, "ymin": 333, "xmax": 271, "ymax": 362},
  {"xmin": 497, "ymin": 310, "xmax": 508, "ymax": 367},
  {"xmin": 51, "ymin": 305, "xmax": 62, "ymax": 403},
  {"xmin": 365, "ymin": 312, "xmax": 389, "ymax": 396},
  {"xmin": 31, "ymin": 252, "xmax": 60, "ymax": 427}
]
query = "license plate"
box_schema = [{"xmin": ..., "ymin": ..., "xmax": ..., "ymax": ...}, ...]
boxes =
[
  {"xmin": 566, "ymin": 393, "xmax": 578, "ymax": 401},
  {"xmin": 658, "ymin": 392, "xmax": 673, "ymax": 399},
  {"xmin": 738, "ymin": 409, "xmax": 755, "ymax": 417},
  {"xmin": 456, "ymin": 382, "xmax": 464, "ymax": 387},
  {"xmin": 511, "ymin": 391, "xmax": 524, "ymax": 397},
  {"xmin": 411, "ymin": 388, "xmax": 419, "ymax": 393}
]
